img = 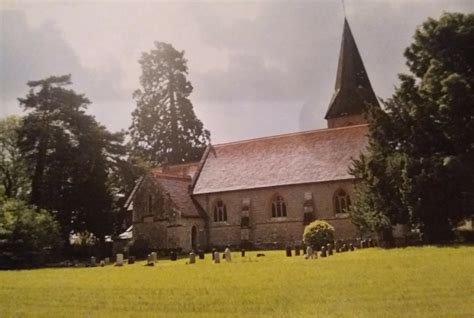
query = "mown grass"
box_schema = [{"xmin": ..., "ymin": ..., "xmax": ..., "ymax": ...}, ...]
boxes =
[{"xmin": 0, "ymin": 246, "xmax": 473, "ymax": 317}]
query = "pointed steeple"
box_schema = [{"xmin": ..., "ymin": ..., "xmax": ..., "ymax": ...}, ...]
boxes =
[{"xmin": 325, "ymin": 18, "xmax": 379, "ymax": 127}]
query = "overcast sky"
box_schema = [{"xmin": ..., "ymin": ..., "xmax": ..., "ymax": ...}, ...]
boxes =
[{"xmin": 1, "ymin": 0, "xmax": 473, "ymax": 143}]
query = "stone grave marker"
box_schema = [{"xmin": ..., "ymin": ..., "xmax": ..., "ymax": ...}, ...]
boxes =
[
  {"xmin": 150, "ymin": 252, "xmax": 157, "ymax": 263},
  {"xmin": 170, "ymin": 251, "xmax": 177, "ymax": 261},
  {"xmin": 241, "ymin": 249, "xmax": 246, "ymax": 257},
  {"xmin": 104, "ymin": 257, "xmax": 110, "ymax": 265},
  {"xmin": 100, "ymin": 260, "xmax": 105, "ymax": 267},
  {"xmin": 90, "ymin": 256, "xmax": 97, "ymax": 267},
  {"xmin": 213, "ymin": 251, "xmax": 220, "ymax": 264},
  {"xmin": 128, "ymin": 256, "xmax": 135, "ymax": 264},
  {"xmin": 199, "ymin": 251, "xmax": 205, "ymax": 260},
  {"xmin": 115, "ymin": 254, "xmax": 124, "ymax": 266},
  {"xmin": 368, "ymin": 238, "xmax": 374, "ymax": 247},
  {"xmin": 224, "ymin": 247, "xmax": 232, "ymax": 262},
  {"xmin": 327, "ymin": 243, "xmax": 333, "ymax": 256},
  {"xmin": 349, "ymin": 243, "xmax": 354, "ymax": 251},
  {"xmin": 305, "ymin": 246, "xmax": 314, "ymax": 259},
  {"xmin": 212, "ymin": 248, "xmax": 217, "ymax": 260},
  {"xmin": 295, "ymin": 246, "xmax": 301, "ymax": 256},
  {"xmin": 342, "ymin": 244, "xmax": 347, "ymax": 252},
  {"xmin": 146, "ymin": 254, "xmax": 154, "ymax": 266},
  {"xmin": 286, "ymin": 246, "xmax": 292, "ymax": 257},
  {"xmin": 320, "ymin": 246, "xmax": 327, "ymax": 257},
  {"xmin": 189, "ymin": 251, "xmax": 196, "ymax": 264}
]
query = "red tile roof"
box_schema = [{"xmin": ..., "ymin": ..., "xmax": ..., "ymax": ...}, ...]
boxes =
[
  {"xmin": 149, "ymin": 171, "xmax": 201, "ymax": 218},
  {"xmin": 192, "ymin": 124, "xmax": 368, "ymax": 194}
]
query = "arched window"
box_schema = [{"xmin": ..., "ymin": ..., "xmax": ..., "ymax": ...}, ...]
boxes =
[
  {"xmin": 213, "ymin": 200, "xmax": 227, "ymax": 222},
  {"xmin": 272, "ymin": 195, "xmax": 287, "ymax": 218},
  {"xmin": 334, "ymin": 189, "xmax": 351, "ymax": 214}
]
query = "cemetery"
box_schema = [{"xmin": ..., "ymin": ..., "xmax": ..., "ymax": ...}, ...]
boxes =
[{"xmin": 0, "ymin": 245, "xmax": 472, "ymax": 317}]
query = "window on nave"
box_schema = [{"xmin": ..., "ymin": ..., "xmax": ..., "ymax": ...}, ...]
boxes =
[
  {"xmin": 271, "ymin": 195, "xmax": 287, "ymax": 218},
  {"xmin": 213, "ymin": 200, "xmax": 227, "ymax": 222}
]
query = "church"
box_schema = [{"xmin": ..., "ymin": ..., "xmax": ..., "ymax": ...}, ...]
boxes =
[{"xmin": 125, "ymin": 18, "xmax": 379, "ymax": 252}]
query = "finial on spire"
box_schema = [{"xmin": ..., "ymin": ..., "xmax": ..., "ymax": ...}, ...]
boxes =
[{"xmin": 341, "ymin": 0, "xmax": 346, "ymax": 18}]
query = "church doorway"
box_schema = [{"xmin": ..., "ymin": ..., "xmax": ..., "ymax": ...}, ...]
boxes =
[{"xmin": 191, "ymin": 226, "xmax": 197, "ymax": 250}]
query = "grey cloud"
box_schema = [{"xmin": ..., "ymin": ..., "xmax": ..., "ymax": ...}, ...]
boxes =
[{"xmin": 0, "ymin": 10, "xmax": 129, "ymax": 105}]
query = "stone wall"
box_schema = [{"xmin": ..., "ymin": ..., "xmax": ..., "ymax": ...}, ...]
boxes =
[
  {"xmin": 193, "ymin": 179, "xmax": 359, "ymax": 249},
  {"xmin": 327, "ymin": 114, "xmax": 366, "ymax": 128}
]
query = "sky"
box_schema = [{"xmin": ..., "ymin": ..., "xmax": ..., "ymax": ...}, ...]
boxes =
[{"xmin": 1, "ymin": 0, "xmax": 473, "ymax": 144}]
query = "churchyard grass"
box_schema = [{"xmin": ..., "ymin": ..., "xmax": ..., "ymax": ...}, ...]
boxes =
[{"xmin": 0, "ymin": 246, "xmax": 473, "ymax": 317}]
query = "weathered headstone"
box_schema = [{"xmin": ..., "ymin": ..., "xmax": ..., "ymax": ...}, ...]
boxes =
[
  {"xmin": 146, "ymin": 254, "xmax": 154, "ymax": 266},
  {"xmin": 320, "ymin": 246, "xmax": 327, "ymax": 258},
  {"xmin": 295, "ymin": 246, "xmax": 301, "ymax": 256},
  {"xmin": 224, "ymin": 247, "xmax": 232, "ymax": 262},
  {"xmin": 368, "ymin": 238, "xmax": 374, "ymax": 247},
  {"xmin": 99, "ymin": 260, "xmax": 105, "ymax": 267},
  {"xmin": 241, "ymin": 249, "xmax": 246, "ymax": 257},
  {"xmin": 115, "ymin": 254, "xmax": 124, "ymax": 266},
  {"xmin": 199, "ymin": 251, "xmax": 205, "ymax": 260},
  {"xmin": 150, "ymin": 252, "xmax": 157, "ymax": 263},
  {"xmin": 189, "ymin": 251, "xmax": 196, "ymax": 264},
  {"xmin": 342, "ymin": 244, "xmax": 347, "ymax": 252},
  {"xmin": 360, "ymin": 240, "xmax": 365, "ymax": 249},
  {"xmin": 327, "ymin": 243, "xmax": 333, "ymax": 256},
  {"xmin": 104, "ymin": 257, "xmax": 110, "ymax": 265},
  {"xmin": 213, "ymin": 251, "xmax": 220, "ymax": 264},
  {"xmin": 286, "ymin": 246, "xmax": 292, "ymax": 257},
  {"xmin": 128, "ymin": 256, "xmax": 136, "ymax": 264},
  {"xmin": 305, "ymin": 246, "xmax": 314, "ymax": 259},
  {"xmin": 349, "ymin": 243, "xmax": 354, "ymax": 251},
  {"xmin": 170, "ymin": 251, "xmax": 177, "ymax": 261},
  {"xmin": 90, "ymin": 256, "xmax": 97, "ymax": 267},
  {"xmin": 212, "ymin": 248, "xmax": 217, "ymax": 260}
]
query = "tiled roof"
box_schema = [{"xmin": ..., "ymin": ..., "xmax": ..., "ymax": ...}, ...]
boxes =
[
  {"xmin": 192, "ymin": 124, "xmax": 369, "ymax": 194},
  {"xmin": 149, "ymin": 171, "xmax": 201, "ymax": 218}
]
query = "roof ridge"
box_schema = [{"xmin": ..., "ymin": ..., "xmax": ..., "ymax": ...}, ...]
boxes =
[
  {"xmin": 213, "ymin": 124, "xmax": 368, "ymax": 147},
  {"xmin": 150, "ymin": 171, "xmax": 192, "ymax": 181}
]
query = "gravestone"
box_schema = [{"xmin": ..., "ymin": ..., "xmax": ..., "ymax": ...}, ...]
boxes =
[
  {"xmin": 104, "ymin": 257, "xmax": 110, "ymax": 265},
  {"xmin": 90, "ymin": 256, "xmax": 97, "ymax": 267},
  {"xmin": 342, "ymin": 244, "xmax": 347, "ymax": 252},
  {"xmin": 199, "ymin": 251, "xmax": 205, "ymax": 260},
  {"xmin": 305, "ymin": 246, "xmax": 314, "ymax": 259},
  {"xmin": 150, "ymin": 252, "xmax": 157, "ymax": 263},
  {"xmin": 327, "ymin": 243, "xmax": 333, "ymax": 256},
  {"xmin": 212, "ymin": 248, "xmax": 217, "ymax": 260},
  {"xmin": 360, "ymin": 240, "xmax": 365, "ymax": 249},
  {"xmin": 295, "ymin": 246, "xmax": 301, "ymax": 256},
  {"xmin": 349, "ymin": 243, "xmax": 354, "ymax": 251},
  {"xmin": 128, "ymin": 256, "xmax": 135, "ymax": 264},
  {"xmin": 99, "ymin": 260, "xmax": 105, "ymax": 267},
  {"xmin": 213, "ymin": 251, "xmax": 220, "ymax": 264},
  {"xmin": 146, "ymin": 254, "xmax": 154, "ymax": 266},
  {"xmin": 368, "ymin": 238, "xmax": 374, "ymax": 247},
  {"xmin": 170, "ymin": 251, "xmax": 177, "ymax": 261},
  {"xmin": 224, "ymin": 247, "xmax": 232, "ymax": 262},
  {"xmin": 241, "ymin": 249, "xmax": 246, "ymax": 257},
  {"xmin": 320, "ymin": 246, "xmax": 327, "ymax": 258},
  {"xmin": 115, "ymin": 254, "xmax": 124, "ymax": 266},
  {"xmin": 189, "ymin": 251, "xmax": 196, "ymax": 264},
  {"xmin": 286, "ymin": 246, "xmax": 292, "ymax": 257}
]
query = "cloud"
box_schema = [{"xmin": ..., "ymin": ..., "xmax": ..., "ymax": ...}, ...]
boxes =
[{"xmin": 0, "ymin": 10, "xmax": 129, "ymax": 105}]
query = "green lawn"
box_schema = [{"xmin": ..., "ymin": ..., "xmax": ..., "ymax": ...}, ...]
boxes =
[{"xmin": 0, "ymin": 246, "xmax": 473, "ymax": 317}]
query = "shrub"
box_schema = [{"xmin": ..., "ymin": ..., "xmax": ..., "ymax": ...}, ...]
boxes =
[
  {"xmin": 303, "ymin": 220, "xmax": 335, "ymax": 249},
  {"xmin": 0, "ymin": 197, "xmax": 62, "ymax": 268}
]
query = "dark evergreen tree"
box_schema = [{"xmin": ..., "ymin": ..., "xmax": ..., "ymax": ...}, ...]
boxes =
[
  {"xmin": 350, "ymin": 13, "xmax": 474, "ymax": 243},
  {"xmin": 130, "ymin": 42, "xmax": 210, "ymax": 165},
  {"xmin": 17, "ymin": 75, "xmax": 127, "ymax": 245}
]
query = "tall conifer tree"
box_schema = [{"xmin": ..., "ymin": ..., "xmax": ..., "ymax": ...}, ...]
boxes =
[{"xmin": 130, "ymin": 42, "xmax": 210, "ymax": 165}]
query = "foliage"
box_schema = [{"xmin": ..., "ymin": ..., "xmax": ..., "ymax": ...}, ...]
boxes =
[
  {"xmin": 0, "ymin": 247, "xmax": 473, "ymax": 316},
  {"xmin": 302, "ymin": 220, "xmax": 335, "ymax": 248},
  {"xmin": 17, "ymin": 75, "xmax": 128, "ymax": 244},
  {"xmin": 130, "ymin": 42, "xmax": 210, "ymax": 166},
  {"xmin": 350, "ymin": 13, "xmax": 474, "ymax": 243},
  {"xmin": 0, "ymin": 116, "xmax": 30, "ymax": 199},
  {"xmin": 0, "ymin": 197, "xmax": 61, "ymax": 268}
]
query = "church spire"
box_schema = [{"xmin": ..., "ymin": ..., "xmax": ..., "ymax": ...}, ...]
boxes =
[{"xmin": 325, "ymin": 18, "xmax": 379, "ymax": 128}]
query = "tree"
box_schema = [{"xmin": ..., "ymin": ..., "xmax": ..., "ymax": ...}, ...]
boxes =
[
  {"xmin": 303, "ymin": 220, "xmax": 335, "ymax": 249},
  {"xmin": 0, "ymin": 197, "xmax": 61, "ymax": 268},
  {"xmin": 0, "ymin": 116, "xmax": 29, "ymax": 199},
  {"xmin": 17, "ymin": 75, "xmax": 127, "ymax": 245},
  {"xmin": 130, "ymin": 42, "xmax": 210, "ymax": 165},
  {"xmin": 350, "ymin": 13, "xmax": 474, "ymax": 243}
]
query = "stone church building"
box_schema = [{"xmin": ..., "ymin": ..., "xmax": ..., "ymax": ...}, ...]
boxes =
[{"xmin": 126, "ymin": 18, "xmax": 379, "ymax": 252}]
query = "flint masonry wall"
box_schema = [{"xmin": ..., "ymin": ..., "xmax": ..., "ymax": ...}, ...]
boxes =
[{"xmin": 193, "ymin": 179, "xmax": 359, "ymax": 249}]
